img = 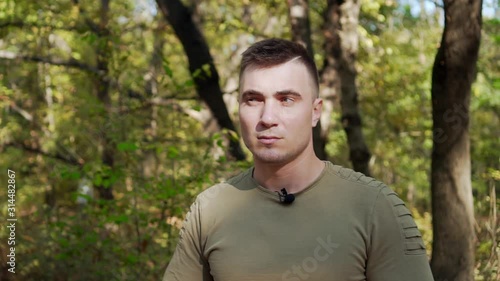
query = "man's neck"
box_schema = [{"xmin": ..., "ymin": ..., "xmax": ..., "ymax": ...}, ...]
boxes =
[{"xmin": 252, "ymin": 151, "xmax": 325, "ymax": 194}]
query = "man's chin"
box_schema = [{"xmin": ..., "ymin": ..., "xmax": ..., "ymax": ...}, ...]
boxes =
[{"xmin": 252, "ymin": 150, "xmax": 291, "ymax": 164}]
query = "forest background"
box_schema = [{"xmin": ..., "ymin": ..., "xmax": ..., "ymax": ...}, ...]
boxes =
[{"xmin": 0, "ymin": 0, "xmax": 498, "ymax": 280}]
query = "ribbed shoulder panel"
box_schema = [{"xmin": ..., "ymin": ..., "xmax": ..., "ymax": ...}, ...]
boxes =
[
  {"xmin": 330, "ymin": 164, "xmax": 426, "ymax": 255},
  {"xmin": 329, "ymin": 164, "xmax": 385, "ymax": 188},
  {"xmin": 379, "ymin": 187, "xmax": 426, "ymax": 255}
]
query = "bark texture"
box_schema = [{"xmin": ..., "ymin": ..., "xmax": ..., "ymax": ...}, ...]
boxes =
[
  {"xmin": 95, "ymin": 0, "xmax": 114, "ymax": 200},
  {"xmin": 323, "ymin": 0, "xmax": 371, "ymax": 176},
  {"xmin": 430, "ymin": 1, "xmax": 482, "ymax": 280},
  {"xmin": 156, "ymin": 0, "xmax": 245, "ymax": 161},
  {"xmin": 142, "ymin": 19, "xmax": 166, "ymax": 179},
  {"xmin": 286, "ymin": 0, "xmax": 328, "ymax": 160},
  {"xmin": 287, "ymin": 0, "xmax": 314, "ymax": 57}
]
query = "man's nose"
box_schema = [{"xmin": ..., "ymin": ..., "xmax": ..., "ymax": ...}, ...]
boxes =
[{"xmin": 259, "ymin": 101, "xmax": 278, "ymax": 127}]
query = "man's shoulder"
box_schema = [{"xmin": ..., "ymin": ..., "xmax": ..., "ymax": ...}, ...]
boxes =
[
  {"xmin": 225, "ymin": 167, "xmax": 253, "ymax": 187},
  {"xmin": 323, "ymin": 163, "xmax": 408, "ymax": 212},
  {"xmin": 194, "ymin": 168, "xmax": 254, "ymax": 207},
  {"xmin": 325, "ymin": 163, "xmax": 389, "ymax": 195}
]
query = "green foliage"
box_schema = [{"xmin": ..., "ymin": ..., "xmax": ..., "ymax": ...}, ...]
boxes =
[
  {"xmin": 0, "ymin": 0, "xmax": 249, "ymax": 279},
  {"xmin": 0, "ymin": 0, "xmax": 497, "ymax": 280},
  {"xmin": 471, "ymin": 16, "xmax": 500, "ymax": 281},
  {"xmin": 355, "ymin": 2, "xmax": 442, "ymax": 208}
]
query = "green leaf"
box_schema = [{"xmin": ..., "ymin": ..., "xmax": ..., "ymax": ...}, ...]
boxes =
[
  {"xmin": 82, "ymin": 32, "xmax": 97, "ymax": 44},
  {"xmin": 202, "ymin": 64, "xmax": 212, "ymax": 77},
  {"xmin": 163, "ymin": 58, "xmax": 173, "ymax": 78},
  {"xmin": 226, "ymin": 129, "xmax": 239, "ymax": 142},
  {"xmin": 108, "ymin": 214, "xmax": 129, "ymax": 224},
  {"xmin": 55, "ymin": 253, "xmax": 69, "ymax": 260},
  {"xmin": 126, "ymin": 254, "xmax": 139, "ymax": 264},
  {"xmin": 192, "ymin": 104, "xmax": 202, "ymax": 112},
  {"xmin": 61, "ymin": 170, "xmax": 81, "ymax": 180},
  {"xmin": 192, "ymin": 68, "xmax": 202, "ymax": 78},
  {"xmin": 167, "ymin": 146, "xmax": 179, "ymax": 159},
  {"xmin": 58, "ymin": 238, "xmax": 70, "ymax": 248},
  {"xmin": 93, "ymin": 174, "xmax": 102, "ymax": 186},
  {"xmin": 117, "ymin": 142, "xmax": 138, "ymax": 152}
]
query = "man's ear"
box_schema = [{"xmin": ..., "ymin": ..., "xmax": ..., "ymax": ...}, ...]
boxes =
[{"xmin": 312, "ymin": 98, "xmax": 323, "ymax": 127}]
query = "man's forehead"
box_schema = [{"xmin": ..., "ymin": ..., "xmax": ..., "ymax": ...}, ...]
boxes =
[
  {"xmin": 242, "ymin": 57, "xmax": 303, "ymax": 74},
  {"xmin": 239, "ymin": 60, "xmax": 314, "ymax": 88}
]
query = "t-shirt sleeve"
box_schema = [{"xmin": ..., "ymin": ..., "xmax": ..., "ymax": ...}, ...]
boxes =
[
  {"xmin": 366, "ymin": 185, "xmax": 434, "ymax": 281},
  {"xmin": 163, "ymin": 200, "xmax": 213, "ymax": 281}
]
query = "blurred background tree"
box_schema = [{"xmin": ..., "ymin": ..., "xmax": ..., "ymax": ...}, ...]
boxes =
[{"xmin": 0, "ymin": 0, "xmax": 498, "ymax": 280}]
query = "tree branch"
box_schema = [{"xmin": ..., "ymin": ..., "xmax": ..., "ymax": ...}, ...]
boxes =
[
  {"xmin": 0, "ymin": 20, "xmax": 24, "ymax": 29},
  {"xmin": 0, "ymin": 20, "xmax": 89, "ymax": 33},
  {"xmin": 156, "ymin": 0, "xmax": 246, "ymax": 160},
  {"xmin": 8, "ymin": 101, "xmax": 33, "ymax": 122},
  {"xmin": 0, "ymin": 51, "xmax": 101, "ymax": 75},
  {"xmin": 71, "ymin": 0, "xmax": 104, "ymax": 35},
  {"xmin": 3, "ymin": 98, "xmax": 85, "ymax": 166},
  {"xmin": 2, "ymin": 141, "xmax": 84, "ymax": 167},
  {"xmin": 426, "ymin": 0, "xmax": 444, "ymax": 9}
]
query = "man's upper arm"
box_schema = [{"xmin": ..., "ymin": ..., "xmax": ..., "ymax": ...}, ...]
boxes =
[
  {"xmin": 163, "ymin": 200, "xmax": 213, "ymax": 281},
  {"xmin": 366, "ymin": 186, "xmax": 434, "ymax": 281}
]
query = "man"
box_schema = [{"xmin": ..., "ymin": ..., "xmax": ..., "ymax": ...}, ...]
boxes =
[{"xmin": 163, "ymin": 38, "xmax": 434, "ymax": 281}]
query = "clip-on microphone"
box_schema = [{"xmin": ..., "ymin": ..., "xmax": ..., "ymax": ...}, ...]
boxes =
[{"xmin": 277, "ymin": 188, "xmax": 295, "ymax": 205}]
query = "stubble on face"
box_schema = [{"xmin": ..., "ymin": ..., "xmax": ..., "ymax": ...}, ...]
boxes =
[
  {"xmin": 251, "ymin": 141, "xmax": 308, "ymax": 164},
  {"xmin": 239, "ymin": 61, "xmax": 321, "ymax": 166}
]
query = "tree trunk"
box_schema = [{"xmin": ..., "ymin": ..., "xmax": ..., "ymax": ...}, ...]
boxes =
[
  {"xmin": 94, "ymin": 0, "xmax": 114, "ymax": 200},
  {"xmin": 156, "ymin": 0, "xmax": 245, "ymax": 161},
  {"xmin": 430, "ymin": 1, "xmax": 482, "ymax": 280},
  {"xmin": 287, "ymin": 0, "xmax": 314, "ymax": 57},
  {"xmin": 323, "ymin": 0, "xmax": 371, "ymax": 176},
  {"xmin": 40, "ymin": 62, "xmax": 58, "ymax": 208},
  {"xmin": 286, "ymin": 0, "xmax": 328, "ymax": 160},
  {"xmin": 142, "ymin": 18, "xmax": 166, "ymax": 178}
]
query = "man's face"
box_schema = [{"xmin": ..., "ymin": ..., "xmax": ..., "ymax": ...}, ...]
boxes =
[{"xmin": 239, "ymin": 61, "xmax": 322, "ymax": 165}]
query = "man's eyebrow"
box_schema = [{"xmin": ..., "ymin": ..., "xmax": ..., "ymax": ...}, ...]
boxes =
[
  {"xmin": 274, "ymin": 90, "xmax": 302, "ymax": 98},
  {"xmin": 241, "ymin": 90, "xmax": 263, "ymax": 99},
  {"xmin": 241, "ymin": 89, "xmax": 262, "ymax": 96},
  {"xmin": 240, "ymin": 89, "xmax": 303, "ymax": 99}
]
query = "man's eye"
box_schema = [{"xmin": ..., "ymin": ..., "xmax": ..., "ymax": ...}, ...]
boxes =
[
  {"xmin": 245, "ymin": 97, "xmax": 261, "ymax": 104},
  {"xmin": 281, "ymin": 97, "xmax": 294, "ymax": 103}
]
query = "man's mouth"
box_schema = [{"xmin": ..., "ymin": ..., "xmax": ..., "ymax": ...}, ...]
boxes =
[{"xmin": 257, "ymin": 136, "xmax": 281, "ymax": 145}]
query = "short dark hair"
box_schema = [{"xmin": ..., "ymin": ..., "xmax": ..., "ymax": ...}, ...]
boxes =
[{"xmin": 239, "ymin": 38, "xmax": 319, "ymax": 97}]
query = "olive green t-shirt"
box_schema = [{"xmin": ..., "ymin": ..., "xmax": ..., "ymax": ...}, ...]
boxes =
[{"xmin": 163, "ymin": 162, "xmax": 434, "ymax": 281}]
